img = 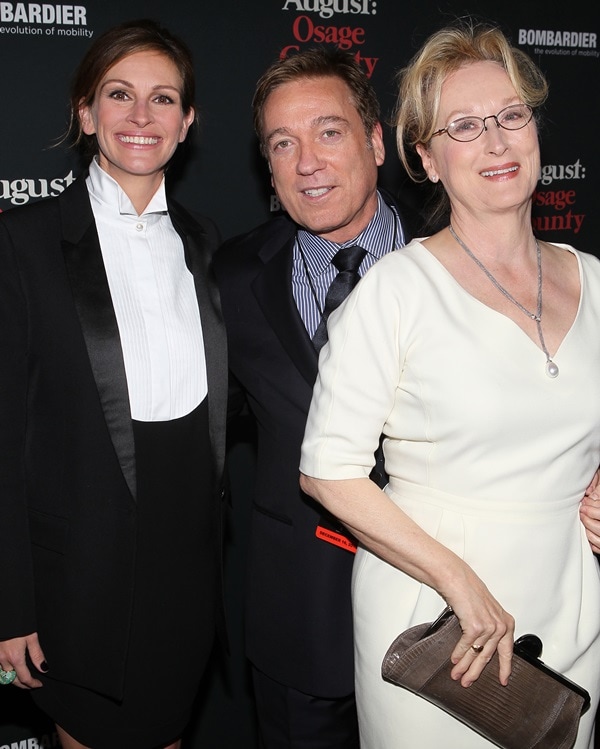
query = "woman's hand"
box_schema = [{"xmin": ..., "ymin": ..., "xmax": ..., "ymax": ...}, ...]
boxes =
[
  {"xmin": 0, "ymin": 633, "xmax": 47, "ymax": 689},
  {"xmin": 445, "ymin": 597, "xmax": 515, "ymax": 688}
]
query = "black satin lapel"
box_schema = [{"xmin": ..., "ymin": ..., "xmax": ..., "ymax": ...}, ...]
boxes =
[
  {"xmin": 252, "ymin": 246, "xmax": 318, "ymax": 387},
  {"xmin": 174, "ymin": 216, "xmax": 227, "ymax": 481},
  {"xmin": 62, "ymin": 226, "xmax": 136, "ymax": 500}
]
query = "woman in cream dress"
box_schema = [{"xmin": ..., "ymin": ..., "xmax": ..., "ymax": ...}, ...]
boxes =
[{"xmin": 300, "ymin": 21, "xmax": 600, "ymax": 749}]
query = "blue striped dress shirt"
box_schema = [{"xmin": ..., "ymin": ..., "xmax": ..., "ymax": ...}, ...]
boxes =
[{"xmin": 292, "ymin": 192, "xmax": 405, "ymax": 338}]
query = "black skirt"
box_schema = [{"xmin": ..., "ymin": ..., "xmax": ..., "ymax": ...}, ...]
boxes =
[{"xmin": 33, "ymin": 400, "xmax": 216, "ymax": 749}]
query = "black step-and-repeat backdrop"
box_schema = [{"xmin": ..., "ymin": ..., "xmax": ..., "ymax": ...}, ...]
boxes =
[{"xmin": 1, "ymin": 1, "xmax": 598, "ymax": 747}]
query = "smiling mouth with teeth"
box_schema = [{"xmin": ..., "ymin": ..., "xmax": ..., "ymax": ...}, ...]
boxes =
[
  {"xmin": 480, "ymin": 166, "xmax": 518, "ymax": 177},
  {"xmin": 119, "ymin": 135, "xmax": 159, "ymax": 145},
  {"xmin": 303, "ymin": 187, "xmax": 331, "ymax": 197}
]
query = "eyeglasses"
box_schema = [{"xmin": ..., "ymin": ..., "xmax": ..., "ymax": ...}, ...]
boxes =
[{"xmin": 431, "ymin": 104, "xmax": 534, "ymax": 142}]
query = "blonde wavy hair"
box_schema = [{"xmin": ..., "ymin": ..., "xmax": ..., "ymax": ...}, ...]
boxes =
[{"xmin": 394, "ymin": 20, "xmax": 549, "ymax": 227}]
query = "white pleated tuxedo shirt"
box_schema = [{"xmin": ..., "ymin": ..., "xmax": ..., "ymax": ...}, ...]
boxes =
[{"xmin": 86, "ymin": 159, "xmax": 207, "ymax": 422}]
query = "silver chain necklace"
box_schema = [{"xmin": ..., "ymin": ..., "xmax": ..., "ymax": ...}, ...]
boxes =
[{"xmin": 448, "ymin": 224, "xmax": 559, "ymax": 378}]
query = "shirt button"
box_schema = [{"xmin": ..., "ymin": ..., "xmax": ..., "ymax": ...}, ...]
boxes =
[{"xmin": 135, "ymin": 223, "xmax": 144, "ymax": 232}]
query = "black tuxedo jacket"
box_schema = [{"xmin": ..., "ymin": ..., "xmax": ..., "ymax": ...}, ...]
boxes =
[
  {"xmin": 213, "ymin": 193, "xmax": 409, "ymax": 698},
  {"xmin": 0, "ymin": 177, "xmax": 227, "ymax": 700}
]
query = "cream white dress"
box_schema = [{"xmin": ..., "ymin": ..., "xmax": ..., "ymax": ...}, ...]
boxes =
[{"xmin": 300, "ymin": 239, "xmax": 600, "ymax": 749}]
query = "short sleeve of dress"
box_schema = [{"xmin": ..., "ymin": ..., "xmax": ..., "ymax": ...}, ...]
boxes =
[{"xmin": 300, "ymin": 244, "xmax": 413, "ymax": 480}]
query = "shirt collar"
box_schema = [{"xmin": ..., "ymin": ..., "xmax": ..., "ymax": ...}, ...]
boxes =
[
  {"xmin": 296, "ymin": 191, "xmax": 399, "ymax": 277},
  {"xmin": 86, "ymin": 158, "xmax": 168, "ymax": 217}
]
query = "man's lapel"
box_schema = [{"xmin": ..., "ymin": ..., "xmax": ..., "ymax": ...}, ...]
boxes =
[{"xmin": 252, "ymin": 229, "xmax": 319, "ymax": 388}]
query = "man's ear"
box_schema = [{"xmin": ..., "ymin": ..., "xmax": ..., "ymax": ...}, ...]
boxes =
[{"xmin": 370, "ymin": 122, "xmax": 385, "ymax": 166}]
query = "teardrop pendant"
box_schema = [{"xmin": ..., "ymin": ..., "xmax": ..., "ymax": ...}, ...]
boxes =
[{"xmin": 448, "ymin": 226, "xmax": 560, "ymax": 380}]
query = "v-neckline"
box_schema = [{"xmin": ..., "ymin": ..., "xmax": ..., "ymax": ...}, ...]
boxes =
[{"xmin": 417, "ymin": 240, "xmax": 582, "ymax": 361}]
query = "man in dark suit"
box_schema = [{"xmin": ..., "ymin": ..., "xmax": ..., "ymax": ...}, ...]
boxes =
[{"xmin": 213, "ymin": 48, "xmax": 411, "ymax": 747}]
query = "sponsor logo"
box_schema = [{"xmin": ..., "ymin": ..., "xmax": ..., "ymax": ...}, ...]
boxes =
[
  {"xmin": 0, "ymin": 3, "xmax": 86, "ymax": 24},
  {"xmin": 532, "ymin": 159, "xmax": 586, "ymax": 235},
  {"xmin": 281, "ymin": 0, "xmax": 376, "ymax": 20},
  {"xmin": 0, "ymin": 3, "xmax": 94, "ymax": 37},
  {"xmin": 518, "ymin": 28, "xmax": 598, "ymax": 58},
  {"xmin": 0, "ymin": 730, "xmax": 60, "ymax": 749},
  {"xmin": 0, "ymin": 171, "xmax": 76, "ymax": 210}
]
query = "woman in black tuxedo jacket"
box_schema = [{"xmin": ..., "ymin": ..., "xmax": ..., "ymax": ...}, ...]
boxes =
[{"xmin": 0, "ymin": 19, "xmax": 227, "ymax": 749}]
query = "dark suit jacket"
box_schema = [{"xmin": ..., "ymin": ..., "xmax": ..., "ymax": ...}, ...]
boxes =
[
  {"xmin": 213, "ymin": 193, "xmax": 409, "ymax": 698},
  {"xmin": 0, "ymin": 177, "xmax": 227, "ymax": 700}
]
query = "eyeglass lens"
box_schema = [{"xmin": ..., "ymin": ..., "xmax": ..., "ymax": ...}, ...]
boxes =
[{"xmin": 446, "ymin": 104, "xmax": 532, "ymax": 141}]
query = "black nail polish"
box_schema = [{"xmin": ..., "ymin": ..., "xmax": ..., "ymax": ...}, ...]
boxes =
[{"xmin": 40, "ymin": 661, "xmax": 49, "ymax": 673}]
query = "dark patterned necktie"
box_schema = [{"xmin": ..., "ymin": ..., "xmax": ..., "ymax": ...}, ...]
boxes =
[{"xmin": 312, "ymin": 245, "xmax": 367, "ymax": 352}]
